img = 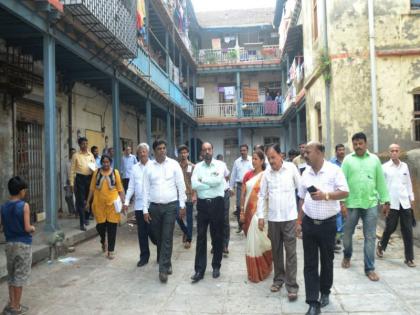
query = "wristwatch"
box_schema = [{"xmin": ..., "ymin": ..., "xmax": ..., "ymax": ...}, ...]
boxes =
[{"xmin": 325, "ymin": 192, "xmax": 330, "ymax": 201}]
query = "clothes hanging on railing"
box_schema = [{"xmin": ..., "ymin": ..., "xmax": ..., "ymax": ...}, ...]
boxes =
[
  {"xmin": 196, "ymin": 87, "xmax": 205, "ymax": 100},
  {"xmin": 224, "ymin": 86, "xmax": 236, "ymax": 100}
]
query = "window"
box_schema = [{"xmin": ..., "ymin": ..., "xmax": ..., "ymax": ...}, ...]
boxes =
[
  {"xmin": 411, "ymin": 0, "xmax": 420, "ymax": 10},
  {"xmin": 264, "ymin": 137, "xmax": 280, "ymax": 146},
  {"xmin": 312, "ymin": 0, "xmax": 318, "ymax": 42},
  {"xmin": 414, "ymin": 94, "xmax": 420, "ymax": 141},
  {"xmin": 315, "ymin": 103, "xmax": 322, "ymax": 142}
]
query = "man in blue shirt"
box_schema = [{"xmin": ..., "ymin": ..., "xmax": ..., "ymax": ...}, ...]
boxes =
[{"xmin": 330, "ymin": 144, "xmax": 346, "ymax": 253}]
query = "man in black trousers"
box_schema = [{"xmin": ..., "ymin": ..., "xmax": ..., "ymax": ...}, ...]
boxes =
[
  {"xmin": 191, "ymin": 142, "xmax": 226, "ymax": 283},
  {"xmin": 296, "ymin": 142, "xmax": 349, "ymax": 315}
]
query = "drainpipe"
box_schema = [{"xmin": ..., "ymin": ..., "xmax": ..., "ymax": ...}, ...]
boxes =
[
  {"xmin": 368, "ymin": 0, "xmax": 379, "ymax": 153},
  {"xmin": 321, "ymin": 0, "xmax": 331, "ymax": 156}
]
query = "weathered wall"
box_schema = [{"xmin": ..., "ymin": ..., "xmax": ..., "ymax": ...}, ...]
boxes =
[
  {"xmin": 0, "ymin": 94, "xmax": 14, "ymax": 204},
  {"xmin": 302, "ymin": 0, "xmax": 420, "ymax": 157}
]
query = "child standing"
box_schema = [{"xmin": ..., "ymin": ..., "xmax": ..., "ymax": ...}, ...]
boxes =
[{"xmin": 1, "ymin": 176, "xmax": 35, "ymax": 315}]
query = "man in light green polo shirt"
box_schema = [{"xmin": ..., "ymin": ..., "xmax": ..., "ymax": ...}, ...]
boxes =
[
  {"xmin": 341, "ymin": 132, "xmax": 390, "ymax": 282},
  {"xmin": 190, "ymin": 142, "xmax": 226, "ymax": 283}
]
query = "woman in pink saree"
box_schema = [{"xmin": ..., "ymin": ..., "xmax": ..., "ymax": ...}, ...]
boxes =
[{"xmin": 240, "ymin": 150, "xmax": 272, "ymax": 283}]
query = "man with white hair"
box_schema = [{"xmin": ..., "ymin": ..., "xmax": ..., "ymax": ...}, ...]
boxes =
[
  {"xmin": 123, "ymin": 143, "xmax": 153, "ymax": 267},
  {"xmin": 377, "ymin": 144, "xmax": 416, "ymax": 267}
]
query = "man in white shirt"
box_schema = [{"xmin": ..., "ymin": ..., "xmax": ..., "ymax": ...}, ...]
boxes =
[
  {"xmin": 123, "ymin": 143, "xmax": 152, "ymax": 267},
  {"xmin": 190, "ymin": 143, "xmax": 226, "ymax": 283},
  {"xmin": 377, "ymin": 144, "xmax": 416, "ymax": 267},
  {"xmin": 216, "ymin": 154, "xmax": 231, "ymax": 256},
  {"xmin": 120, "ymin": 146, "xmax": 138, "ymax": 193},
  {"xmin": 230, "ymin": 144, "xmax": 253, "ymax": 233},
  {"xmin": 296, "ymin": 142, "xmax": 349, "ymax": 315},
  {"xmin": 293, "ymin": 143, "xmax": 308, "ymax": 175},
  {"xmin": 143, "ymin": 140, "xmax": 187, "ymax": 283},
  {"xmin": 256, "ymin": 144, "xmax": 300, "ymax": 301}
]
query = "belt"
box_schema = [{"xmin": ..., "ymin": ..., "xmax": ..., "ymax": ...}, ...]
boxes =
[
  {"xmin": 304, "ymin": 215, "xmax": 336, "ymax": 225},
  {"xmin": 150, "ymin": 201, "xmax": 177, "ymax": 206},
  {"xmin": 198, "ymin": 197, "xmax": 222, "ymax": 204},
  {"xmin": 76, "ymin": 173, "xmax": 92, "ymax": 178}
]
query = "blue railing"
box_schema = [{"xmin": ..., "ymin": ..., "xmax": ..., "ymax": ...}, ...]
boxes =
[{"xmin": 131, "ymin": 47, "xmax": 193, "ymax": 116}]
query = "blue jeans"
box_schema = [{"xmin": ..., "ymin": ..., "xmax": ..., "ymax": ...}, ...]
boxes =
[
  {"xmin": 176, "ymin": 202, "xmax": 193, "ymax": 242},
  {"xmin": 343, "ymin": 207, "xmax": 378, "ymax": 272},
  {"xmin": 336, "ymin": 212, "xmax": 343, "ymax": 235}
]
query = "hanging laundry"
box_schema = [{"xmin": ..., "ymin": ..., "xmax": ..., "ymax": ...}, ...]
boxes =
[
  {"xmin": 224, "ymin": 86, "xmax": 236, "ymax": 100},
  {"xmin": 196, "ymin": 87, "xmax": 205, "ymax": 100},
  {"xmin": 212, "ymin": 38, "xmax": 221, "ymax": 50}
]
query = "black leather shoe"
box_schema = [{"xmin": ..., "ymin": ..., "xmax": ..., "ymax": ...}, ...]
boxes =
[
  {"xmin": 84, "ymin": 220, "xmax": 90, "ymax": 226},
  {"xmin": 137, "ymin": 260, "xmax": 148, "ymax": 267},
  {"xmin": 320, "ymin": 293, "xmax": 329, "ymax": 307},
  {"xmin": 159, "ymin": 272, "xmax": 168, "ymax": 283},
  {"xmin": 212, "ymin": 268, "xmax": 220, "ymax": 279},
  {"xmin": 167, "ymin": 266, "xmax": 173, "ymax": 275},
  {"xmin": 305, "ymin": 304, "xmax": 321, "ymax": 315},
  {"xmin": 191, "ymin": 272, "xmax": 204, "ymax": 283},
  {"xmin": 80, "ymin": 226, "xmax": 87, "ymax": 231}
]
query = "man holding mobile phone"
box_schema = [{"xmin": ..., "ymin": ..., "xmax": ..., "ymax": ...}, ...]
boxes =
[{"xmin": 297, "ymin": 142, "xmax": 349, "ymax": 315}]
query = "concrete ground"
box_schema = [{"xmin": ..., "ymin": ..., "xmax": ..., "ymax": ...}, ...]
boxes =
[{"xmin": 0, "ymin": 218, "xmax": 419, "ymax": 315}]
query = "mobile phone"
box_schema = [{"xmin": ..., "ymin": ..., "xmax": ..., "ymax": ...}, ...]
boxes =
[{"xmin": 307, "ymin": 185, "xmax": 318, "ymax": 193}]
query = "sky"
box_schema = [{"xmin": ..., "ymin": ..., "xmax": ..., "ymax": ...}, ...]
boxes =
[{"xmin": 191, "ymin": 0, "xmax": 276, "ymax": 12}]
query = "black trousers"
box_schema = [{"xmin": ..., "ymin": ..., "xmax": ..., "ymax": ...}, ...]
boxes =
[
  {"xmin": 122, "ymin": 178, "xmax": 130, "ymax": 193},
  {"xmin": 302, "ymin": 215, "xmax": 336, "ymax": 305},
  {"xmin": 195, "ymin": 197, "xmax": 224, "ymax": 274},
  {"xmin": 223, "ymin": 190, "xmax": 231, "ymax": 248},
  {"xmin": 96, "ymin": 221, "xmax": 118, "ymax": 252},
  {"xmin": 148, "ymin": 201, "xmax": 177, "ymax": 274},
  {"xmin": 135, "ymin": 210, "xmax": 151, "ymax": 262},
  {"xmin": 380, "ymin": 206, "xmax": 414, "ymax": 261},
  {"xmin": 235, "ymin": 183, "xmax": 242, "ymax": 227},
  {"xmin": 75, "ymin": 174, "xmax": 92, "ymax": 228}
]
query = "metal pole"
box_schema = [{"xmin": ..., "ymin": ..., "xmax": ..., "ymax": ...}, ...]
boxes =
[
  {"xmin": 288, "ymin": 121, "xmax": 293, "ymax": 151},
  {"xmin": 43, "ymin": 33, "xmax": 59, "ymax": 232},
  {"xmin": 281, "ymin": 126, "xmax": 286, "ymax": 153},
  {"xmin": 165, "ymin": 32, "xmax": 169, "ymax": 74},
  {"xmin": 368, "ymin": 0, "xmax": 378, "ymax": 152},
  {"xmin": 322, "ymin": 0, "xmax": 331, "ymax": 156},
  {"xmin": 236, "ymin": 71, "xmax": 241, "ymax": 117},
  {"xmin": 180, "ymin": 120, "xmax": 184, "ymax": 145},
  {"xmin": 192, "ymin": 73, "xmax": 197, "ymax": 103},
  {"xmin": 146, "ymin": 97, "xmax": 152, "ymax": 147},
  {"xmin": 166, "ymin": 111, "xmax": 172, "ymax": 156},
  {"xmin": 112, "ymin": 77, "xmax": 121, "ymax": 170},
  {"xmin": 186, "ymin": 65, "xmax": 190, "ymax": 98},
  {"xmin": 188, "ymin": 126, "xmax": 192, "ymax": 154}
]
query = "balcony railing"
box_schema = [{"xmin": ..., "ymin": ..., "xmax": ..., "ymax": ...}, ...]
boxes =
[
  {"xmin": 195, "ymin": 102, "xmax": 281, "ymax": 120},
  {"xmin": 131, "ymin": 47, "xmax": 194, "ymax": 116},
  {"xmin": 197, "ymin": 45, "xmax": 280, "ymax": 65}
]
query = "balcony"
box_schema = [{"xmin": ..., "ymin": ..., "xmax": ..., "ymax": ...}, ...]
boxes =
[
  {"xmin": 196, "ymin": 45, "xmax": 281, "ymax": 67},
  {"xmin": 131, "ymin": 47, "xmax": 194, "ymax": 116},
  {"xmin": 195, "ymin": 102, "xmax": 282, "ymax": 124}
]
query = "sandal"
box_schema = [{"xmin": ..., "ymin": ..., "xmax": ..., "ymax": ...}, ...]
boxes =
[
  {"xmin": 365, "ymin": 271, "xmax": 379, "ymax": 281},
  {"xmin": 184, "ymin": 241, "xmax": 191, "ymax": 249},
  {"xmin": 287, "ymin": 292, "xmax": 298, "ymax": 302},
  {"xmin": 107, "ymin": 251, "xmax": 115, "ymax": 260},
  {"xmin": 341, "ymin": 257, "xmax": 351, "ymax": 269},
  {"xmin": 405, "ymin": 260, "xmax": 416, "ymax": 268},
  {"xmin": 270, "ymin": 283, "xmax": 282, "ymax": 292},
  {"xmin": 101, "ymin": 242, "xmax": 107, "ymax": 253}
]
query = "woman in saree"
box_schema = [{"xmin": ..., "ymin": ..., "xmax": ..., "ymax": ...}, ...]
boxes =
[{"xmin": 240, "ymin": 150, "xmax": 272, "ymax": 283}]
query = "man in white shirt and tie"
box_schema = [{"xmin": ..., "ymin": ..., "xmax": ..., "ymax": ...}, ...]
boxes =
[
  {"xmin": 230, "ymin": 144, "xmax": 253, "ymax": 233},
  {"xmin": 123, "ymin": 143, "xmax": 152, "ymax": 267},
  {"xmin": 257, "ymin": 143, "xmax": 301, "ymax": 301},
  {"xmin": 377, "ymin": 144, "xmax": 416, "ymax": 267},
  {"xmin": 143, "ymin": 140, "xmax": 187, "ymax": 283}
]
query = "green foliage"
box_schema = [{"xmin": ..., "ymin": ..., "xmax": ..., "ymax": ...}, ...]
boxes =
[{"xmin": 318, "ymin": 51, "xmax": 332, "ymax": 84}]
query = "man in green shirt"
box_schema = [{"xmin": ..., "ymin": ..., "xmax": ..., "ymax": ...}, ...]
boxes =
[{"xmin": 341, "ymin": 132, "xmax": 390, "ymax": 281}]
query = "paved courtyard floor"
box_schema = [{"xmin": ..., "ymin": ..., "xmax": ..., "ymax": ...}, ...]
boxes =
[{"xmin": 0, "ymin": 219, "xmax": 419, "ymax": 315}]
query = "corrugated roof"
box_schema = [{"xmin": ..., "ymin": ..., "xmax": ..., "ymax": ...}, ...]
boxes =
[{"xmin": 196, "ymin": 8, "xmax": 275, "ymax": 28}]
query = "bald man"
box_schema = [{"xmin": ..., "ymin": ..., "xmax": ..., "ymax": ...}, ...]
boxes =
[{"xmin": 377, "ymin": 144, "xmax": 416, "ymax": 267}]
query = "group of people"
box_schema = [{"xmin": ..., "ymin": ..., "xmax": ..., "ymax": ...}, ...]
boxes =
[{"xmin": 0, "ymin": 131, "xmax": 416, "ymax": 315}]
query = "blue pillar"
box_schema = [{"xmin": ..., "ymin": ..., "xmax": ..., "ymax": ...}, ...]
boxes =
[
  {"xmin": 43, "ymin": 34, "xmax": 59, "ymax": 232},
  {"xmin": 188, "ymin": 126, "xmax": 192, "ymax": 154},
  {"xmin": 296, "ymin": 111, "xmax": 301, "ymax": 146},
  {"xmin": 146, "ymin": 97, "xmax": 152, "ymax": 147},
  {"xmin": 165, "ymin": 32, "xmax": 169, "ymax": 74},
  {"xmin": 166, "ymin": 111, "xmax": 172, "ymax": 156},
  {"xmin": 192, "ymin": 73, "xmax": 197, "ymax": 103},
  {"xmin": 180, "ymin": 120, "xmax": 184, "ymax": 145},
  {"xmin": 236, "ymin": 71, "xmax": 241, "ymax": 117},
  {"xmin": 281, "ymin": 127, "xmax": 286, "ymax": 153},
  {"xmin": 186, "ymin": 65, "xmax": 190, "ymax": 98},
  {"xmin": 112, "ymin": 77, "xmax": 121, "ymax": 170},
  {"xmin": 288, "ymin": 120, "xmax": 293, "ymax": 152},
  {"xmin": 194, "ymin": 136, "xmax": 198, "ymax": 162},
  {"xmin": 238, "ymin": 127, "xmax": 243, "ymax": 148}
]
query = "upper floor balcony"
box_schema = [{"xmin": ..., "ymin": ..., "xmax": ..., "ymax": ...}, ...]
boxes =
[
  {"xmin": 195, "ymin": 101, "xmax": 282, "ymax": 125},
  {"xmin": 63, "ymin": 0, "xmax": 137, "ymax": 58},
  {"xmin": 196, "ymin": 45, "xmax": 281, "ymax": 68},
  {"xmin": 131, "ymin": 47, "xmax": 194, "ymax": 116}
]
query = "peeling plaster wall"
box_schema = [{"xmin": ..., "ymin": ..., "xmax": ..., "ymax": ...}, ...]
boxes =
[
  {"xmin": 302, "ymin": 0, "xmax": 420, "ymax": 157},
  {"xmin": 0, "ymin": 94, "xmax": 14, "ymax": 204}
]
